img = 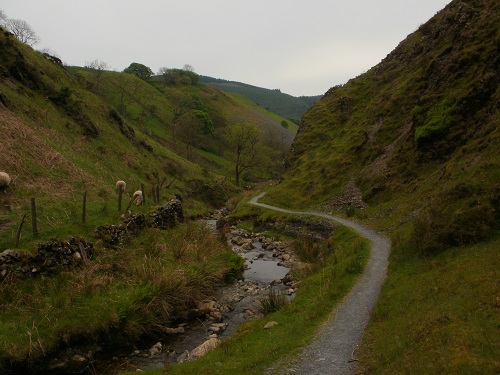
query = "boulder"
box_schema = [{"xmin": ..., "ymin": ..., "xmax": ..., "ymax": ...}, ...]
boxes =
[
  {"xmin": 263, "ymin": 321, "xmax": 279, "ymax": 329},
  {"xmin": 190, "ymin": 337, "xmax": 219, "ymax": 358}
]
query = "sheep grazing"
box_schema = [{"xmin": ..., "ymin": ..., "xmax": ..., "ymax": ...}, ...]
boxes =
[
  {"xmin": 115, "ymin": 180, "xmax": 126, "ymax": 193},
  {"xmin": 132, "ymin": 190, "xmax": 143, "ymax": 205},
  {"xmin": 0, "ymin": 172, "xmax": 11, "ymax": 189}
]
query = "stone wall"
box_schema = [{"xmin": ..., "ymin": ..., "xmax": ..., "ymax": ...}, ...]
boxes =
[{"xmin": 1, "ymin": 196, "xmax": 184, "ymax": 281}]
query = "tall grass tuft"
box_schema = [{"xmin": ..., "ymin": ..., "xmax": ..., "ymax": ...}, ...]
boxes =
[{"xmin": 258, "ymin": 287, "xmax": 289, "ymax": 314}]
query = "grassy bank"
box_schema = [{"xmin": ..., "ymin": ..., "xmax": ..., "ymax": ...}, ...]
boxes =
[
  {"xmin": 137, "ymin": 205, "xmax": 369, "ymax": 374},
  {"xmin": 357, "ymin": 232, "xmax": 499, "ymax": 374},
  {"xmin": 0, "ymin": 222, "xmax": 243, "ymax": 370}
]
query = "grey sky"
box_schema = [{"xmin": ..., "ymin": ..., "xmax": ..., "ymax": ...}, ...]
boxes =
[{"xmin": 2, "ymin": 0, "xmax": 451, "ymax": 96}]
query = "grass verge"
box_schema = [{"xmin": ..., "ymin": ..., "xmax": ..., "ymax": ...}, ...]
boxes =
[{"xmin": 357, "ymin": 232, "xmax": 500, "ymax": 374}]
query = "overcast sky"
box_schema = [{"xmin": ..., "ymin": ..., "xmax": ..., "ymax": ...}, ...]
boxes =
[{"xmin": 2, "ymin": 0, "xmax": 451, "ymax": 96}]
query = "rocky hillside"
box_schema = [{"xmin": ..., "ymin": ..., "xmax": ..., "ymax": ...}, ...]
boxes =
[
  {"xmin": 266, "ymin": 1, "xmax": 499, "ymax": 371},
  {"xmin": 273, "ymin": 0, "xmax": 499, "ymax": 254}
]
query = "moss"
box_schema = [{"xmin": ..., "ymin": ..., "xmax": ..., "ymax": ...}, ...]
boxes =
[{"xmin": 414, "ymin": 98, "xmax": 459, "ymax": 147}]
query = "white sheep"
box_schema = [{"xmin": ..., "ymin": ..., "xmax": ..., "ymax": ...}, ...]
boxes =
[
  {"xmin": 115, "ymin": 180, "xmax": 126, "ymax": 193},
  {"xmin": 132, "ymin": 190, "xmax": 143, "ymax": 205},
  {"xmin": 0, "ymin": 172, "xmax": 11, "ymax": 189}
]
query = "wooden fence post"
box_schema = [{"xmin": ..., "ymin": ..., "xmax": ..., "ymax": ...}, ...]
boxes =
[
  {"xmin": 152, "ymin": 185, "xmax": 157, "ymax": 204},
  {"xmin": 31, "ymin": 198, "xmax": 38, "ymax": 237},
  {"xmin": 15, "ymin": 213, "xmax": 26, "ymax": 248}
]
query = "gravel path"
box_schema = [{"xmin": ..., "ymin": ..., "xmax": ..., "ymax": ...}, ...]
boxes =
[{"xmin": 249, "ymin": 192, "xmax": 391, "ymax": 374}]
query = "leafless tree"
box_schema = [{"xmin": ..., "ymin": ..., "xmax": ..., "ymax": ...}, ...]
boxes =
[
  {"xmin": 5, "ymin": 18, "xmax": 40, "ymax": 46},
  {"xmin": 85, "ymin": 59, "xmax": 109, "ymax": 93},
  {"xmin": 85, "ymin": 59, "xmax": 109, "ymax": 71},
  {"xmin": 0, "ymin": 9, "xmax": 7, "ymax": 27}
]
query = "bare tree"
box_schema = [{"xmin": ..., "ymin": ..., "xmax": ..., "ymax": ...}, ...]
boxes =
[
  {"xmin": 85, "ymin": 59, "xmax": 109, "ymax": 71},
  {"xmin": 5, "ymin": 18, "xmax": 39, "ymax": 46},
  {"xmin": 85, "ymin": 59, "xmax": 109, "ymax": 93},
  {"xmin": 113, "ymin": 76, "xmax": 143, "ymax": 115},
  {"xmin": 0, "ymin": 10, "xmax": 7, "ymax": 27}
]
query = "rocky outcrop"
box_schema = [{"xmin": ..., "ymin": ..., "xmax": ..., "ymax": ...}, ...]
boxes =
[{"xmin": 320, "ymin": 178, "xmax": 367, "ymax": 211}]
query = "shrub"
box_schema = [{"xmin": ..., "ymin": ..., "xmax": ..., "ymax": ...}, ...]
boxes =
[
  {"xmin": 292, "ymin": 236, "xmax": 326, "ymax": 264},
  {"xmin": 411, "ymin": 203, "xmax": 496, "ymax": 256},
  {"xmin": 48, "ymin": 86, "xmax": 72, "ymax": 105},
  {"xmin": 414, "ymin": 99, "xmax": 458, "ymax": 147}
]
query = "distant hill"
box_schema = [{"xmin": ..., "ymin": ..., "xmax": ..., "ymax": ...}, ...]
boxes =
[{"xmin": 199, "ymin": 75, "xmax": 322, "ymax": 124}]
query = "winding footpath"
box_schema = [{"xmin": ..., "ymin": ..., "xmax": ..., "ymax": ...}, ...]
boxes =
[{"xmin": 249, "ymin": 193, "xmax": 391, "ymax": 374}]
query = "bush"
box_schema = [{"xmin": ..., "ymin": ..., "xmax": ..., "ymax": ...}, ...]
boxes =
[
  {"xmin": 292, "ymin": 236, "xmax": 325, "ymax": 263},
  {"xmin": 188, "ymin": 179, "xmax": 230, "ymax": 208},
  {"xmin": 411, "ymin": 202, "xmax": 496, "ymax": 256},
  {"xmin": 414, "ymin": 99, "xmax": 458, "ymax": 147}
]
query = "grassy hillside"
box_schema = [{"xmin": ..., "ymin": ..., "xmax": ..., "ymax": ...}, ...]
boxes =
[
  {"xmin": 199, "ymin": 75, "xmax": 321, "ymax": 124},
  {"xmin": 0, "ymin": 25, "xmax": 296, "ymax": 370},
  {"xmin": 0, "ymin": 28, "xmax": 295, "ymax": 240},
  {"xmin": 265, "ymin": 0, "xmax": 499, "ymax": 372}
]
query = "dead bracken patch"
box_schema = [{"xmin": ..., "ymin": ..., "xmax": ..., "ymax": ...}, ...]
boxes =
[{"xmin": 0, "ymin": 109, "xmax": 95, "ymax": 197}]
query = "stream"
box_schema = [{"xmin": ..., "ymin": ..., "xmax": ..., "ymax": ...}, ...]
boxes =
[{"xmin": 29, "ymin": 216, "xmax": 297, "ymax": 374}]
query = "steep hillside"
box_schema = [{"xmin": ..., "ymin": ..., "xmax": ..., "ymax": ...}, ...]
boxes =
[
  {"xmin": 0, "ymin": 42, "xmax": 217, "ymax": 248},
  {"xmin": 199, "ymin": 75, "xmax": 321, "ymax": 123},
  {"xmin": 272, "ymin": 0, "xmax": 498, "ymax": 245},
  {"xmin": 0, "ymin": 27, "xmax": 296, "ymax": 243},
  {"xmin": 266, "ymin": 0, "xmax": 499, "ymax": 371}
]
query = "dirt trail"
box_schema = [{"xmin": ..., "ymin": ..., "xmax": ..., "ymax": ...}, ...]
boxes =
[{"xmin": 249, "ymin": 193, "xmax": 391, "ymax": 374}]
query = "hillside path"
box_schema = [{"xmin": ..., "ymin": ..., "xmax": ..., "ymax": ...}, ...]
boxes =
[{"xmin": 249, "ymin": 192, "xmax": 391, "ymax": 374}]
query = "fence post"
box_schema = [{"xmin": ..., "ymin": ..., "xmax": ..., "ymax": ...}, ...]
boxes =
[
  {"xmin": 152, "ymin": 185, "xmax": 156, "ymax": 204},
  {"xmin": 15, "ymin": 213, "xmax": 26, "ymax": 247}
]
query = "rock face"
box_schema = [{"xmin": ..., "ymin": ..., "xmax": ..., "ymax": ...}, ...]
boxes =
[{"xmin": 320, "ymin": 178, "xmax": 368, "ymax": 211}]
